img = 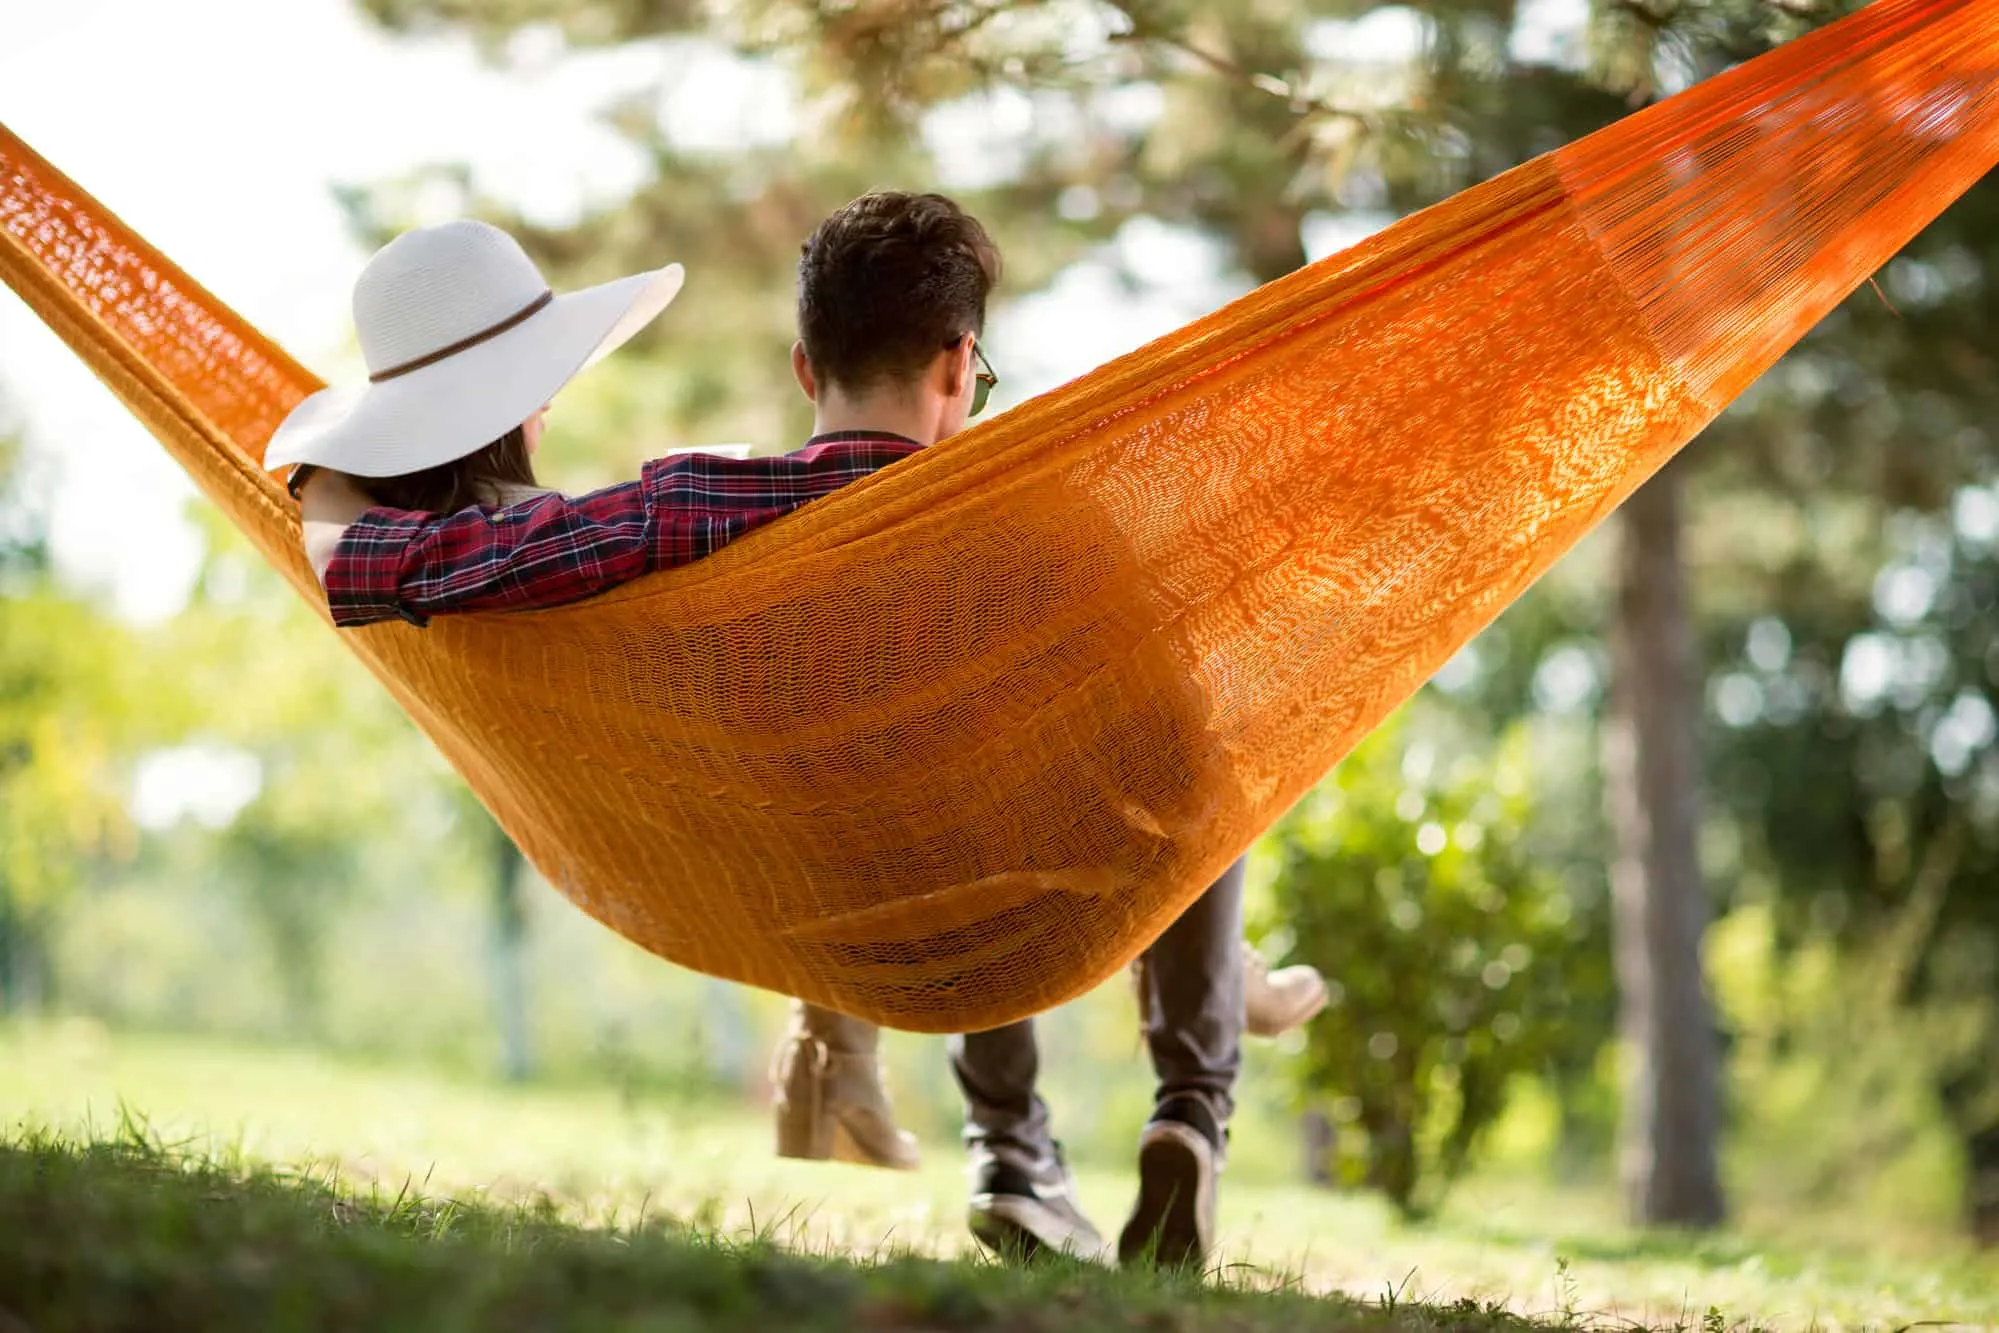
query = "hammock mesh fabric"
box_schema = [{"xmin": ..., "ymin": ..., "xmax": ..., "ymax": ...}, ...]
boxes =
[{"xmin": 3, "ymin": 0, "xmax": 1996, "ymax": 1033}]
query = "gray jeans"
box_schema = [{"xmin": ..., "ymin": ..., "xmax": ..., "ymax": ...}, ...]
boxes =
[{"xmin": 947, "ymin": 857, "xmax": 1245, "ymax": 1167}]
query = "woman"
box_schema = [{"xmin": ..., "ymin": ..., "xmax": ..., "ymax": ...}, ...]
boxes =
[{"xmin": 275, "ymin": 217, "xmax": 1328, "ymax": 1173}]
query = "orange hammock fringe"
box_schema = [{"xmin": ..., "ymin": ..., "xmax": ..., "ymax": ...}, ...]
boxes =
[{"xmin": 3, "ymin": 0, "xmax": 1996, "ymax": 1033}]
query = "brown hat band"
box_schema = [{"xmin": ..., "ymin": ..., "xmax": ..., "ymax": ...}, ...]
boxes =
[{"xmin": 367, "ymin": 289, "xmax": 554, "ymax": 384}]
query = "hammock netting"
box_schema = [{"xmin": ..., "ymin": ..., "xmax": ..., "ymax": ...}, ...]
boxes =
[{"xmin": 3, "ymin": 0, "xmax": 1996, "ymax": 1033}]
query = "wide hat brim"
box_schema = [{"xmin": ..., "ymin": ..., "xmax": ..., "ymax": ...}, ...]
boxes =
[{"xmin": 263, "ymin": 263, "xmax": 684, "ymax": 477}]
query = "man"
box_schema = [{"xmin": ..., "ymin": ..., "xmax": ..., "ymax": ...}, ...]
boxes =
[{"xmin": 294, "ymin": 192, "xmax": 1286, "ymax": 1270}]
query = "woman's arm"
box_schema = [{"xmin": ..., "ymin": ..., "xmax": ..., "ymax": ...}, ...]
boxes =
[
  {"xmin": 322, "ymin": 485, "xmax": 653, "ymax": 627},
  {"xmin": 316, "ymin": 437, "xmax": 923, "ymax": 628},
  {"xmin": 298, "ymin": 469, "xmax": 377, "ymax": 587}
]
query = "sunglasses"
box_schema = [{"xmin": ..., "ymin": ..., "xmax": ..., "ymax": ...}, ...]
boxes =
[{"xmin": 959, "ymin": 336, "xmax": 998, "ymax": 417}]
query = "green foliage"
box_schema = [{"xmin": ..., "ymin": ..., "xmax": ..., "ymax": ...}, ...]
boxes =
[
  {"xmin": 136, "ymin": 510, "xmax": 472, "ymax": 1038},
  {"xmin": 1268, "ymin": 710, "xmax": 1597, "ymax": 1217},
  {"xmin": 0, "ymin": 591, "xmax": 136, "ymax": 993},
  {"xmin": 1691, "ymin": 446, "xmax": 1999, "ymax": 1231},
  {"xmin": 0, "ymin": 415, "xmax": 148, "ymax": 1011},
  {"xmin": 1707, "ymin": 904, "xmax": 1974, "ymax": 1234}
]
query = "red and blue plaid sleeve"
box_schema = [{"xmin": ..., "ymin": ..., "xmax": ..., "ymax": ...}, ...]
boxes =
[
  {"xmin": 322, "ymin": 481, "xmax": 653, "ymax": 627},
  {"xmin": 635, "ymin": 437, "xmax": 921, "ymax": 567},
  {"xmin": 321, "ymin": 435, "xmax": 921, "ymax": 628}
]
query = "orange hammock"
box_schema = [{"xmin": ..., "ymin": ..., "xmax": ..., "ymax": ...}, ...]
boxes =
[{"xmin": 3, "ymin": 0, "xmax": 1996, "ymax": 1034}]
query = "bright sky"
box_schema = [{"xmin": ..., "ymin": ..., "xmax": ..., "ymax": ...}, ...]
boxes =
[{"xmin": 0, "ymin": 0, "xmax": 1586, "ymax": 625}]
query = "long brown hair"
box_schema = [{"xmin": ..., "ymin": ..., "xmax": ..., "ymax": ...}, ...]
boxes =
[{"xmin": 362, "ymin": 427, "xmax": 539, "ymax": 513}]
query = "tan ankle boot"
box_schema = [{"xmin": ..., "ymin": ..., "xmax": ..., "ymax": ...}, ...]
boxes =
[
  {"xmin": 1243, "ymin": 944, "xmax": 1329, "ymax": 1038},
  {"xmin": 771, "ymin": 1000, "xmax": 920, "ymax": 1171}
]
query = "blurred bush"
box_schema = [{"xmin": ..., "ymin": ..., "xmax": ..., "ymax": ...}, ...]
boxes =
[
  {"xmin": 1708, "ymin": 901, "xmax": 1976, "ymax": 1242},
  {"xmin": 1264, "ymin": 707, "xmax": 1601, "ymax": 1217}
]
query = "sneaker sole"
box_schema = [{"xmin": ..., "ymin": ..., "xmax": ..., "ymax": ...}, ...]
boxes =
[
  {"xmin": 969, "ymin": 1197, "xmax": 1105, "ymax": 1266},
  {"xmin": 1118, "ymin": 1124, "xmax": 1213, "ymax": 1271}
]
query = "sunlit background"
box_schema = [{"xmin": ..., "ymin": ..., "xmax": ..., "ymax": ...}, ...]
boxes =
[{"xmin": 5, "ymin": 0, "xmax": 1999, "ymax": 1316}]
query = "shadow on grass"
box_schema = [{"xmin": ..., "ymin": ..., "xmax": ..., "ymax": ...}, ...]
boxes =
[{"xmin": 0, "ymin": 1127, "xmax": 1617, "ymax": 1333}]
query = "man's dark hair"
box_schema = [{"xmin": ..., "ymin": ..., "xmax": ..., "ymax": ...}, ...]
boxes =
[{"xmin": 797, "ymin": 191, "xmax": 1001, "ymax": 394}]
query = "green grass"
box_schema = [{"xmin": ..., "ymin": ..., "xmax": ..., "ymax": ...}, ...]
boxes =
[
  {"xmin": 3, "ymin": 1021, "xmax": 1996, "ymax": 1332},
  {"xmin": 3, "ymin": 1131, "xmax": 1533, "ymax": 1333}
]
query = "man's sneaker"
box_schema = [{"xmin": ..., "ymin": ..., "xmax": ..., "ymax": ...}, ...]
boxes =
[
  {"xmin": 1244, "ymin": 947, "xmax": 1329, "ymax": 1038},
  {"xmin": 1117, "ymin": 1098, "xmax": 1222, "ymax": 1272},
  {"xmin": 968, "ymin": 1148, "xmax": 1106, "ymax": 1264}
]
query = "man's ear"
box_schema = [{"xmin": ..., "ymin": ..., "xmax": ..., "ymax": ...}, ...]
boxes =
[
  {"xmin": 940, "ymin": 335, "xmax": 972, "ymax": 399},
  {"xmin": 791, "ymin": 341, "xmax": 818, "ymax": 402}
]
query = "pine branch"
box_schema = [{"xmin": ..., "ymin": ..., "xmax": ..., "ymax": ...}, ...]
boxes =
[
  {"xmin": 1612, "ymin": 0, "xmax": 1680, "ymax": 28},
  {"xmin": 1098, "ymin": 0, "xmax": 1368, "ymax": 129}
]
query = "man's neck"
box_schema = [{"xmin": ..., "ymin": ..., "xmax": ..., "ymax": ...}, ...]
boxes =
[{"xmin": 810, "ymin": 395, "xmax": 942, "ymax": 449}]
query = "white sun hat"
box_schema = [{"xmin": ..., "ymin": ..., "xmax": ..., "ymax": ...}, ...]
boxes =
[{"xmin": 264, "ymin": 218, "xmax": 683, "ymax": 477}]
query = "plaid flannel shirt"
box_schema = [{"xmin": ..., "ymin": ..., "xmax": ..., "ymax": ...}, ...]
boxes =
[{"xmin": 323, "ymin": 432, "xmax": 921, "ymax": 628}]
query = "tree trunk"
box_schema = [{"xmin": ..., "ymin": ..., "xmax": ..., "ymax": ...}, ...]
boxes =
[
  {"xmin": 0, "ymin": 893, "xmax": 17, "ymax": 1013},
  {"xmin": 0, "ymin": 895, "xmax": 50, "ymax": 1015},
  {"xmin": 1301, "ymin": 1108, "xmax": 1338, "ymax": 1187},
  {"xmin": 1937, "ymin": 1067, "xmax": 1999, "ymax": 1246},
  {"xmin": 1602, "ymin": 461, "xmax": 1726, "ymax": 1227},
  {"xmin": 488, "ymin": 823, "xmax": 533, "ymax": 1083},
  {"xmin": 1967, "ymin": 1121, "xmax": 1999, "ymax": 1247},
  {"xmin": 1241, "ymin": 207, "xmax": 1309, "ymax": 288}
]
